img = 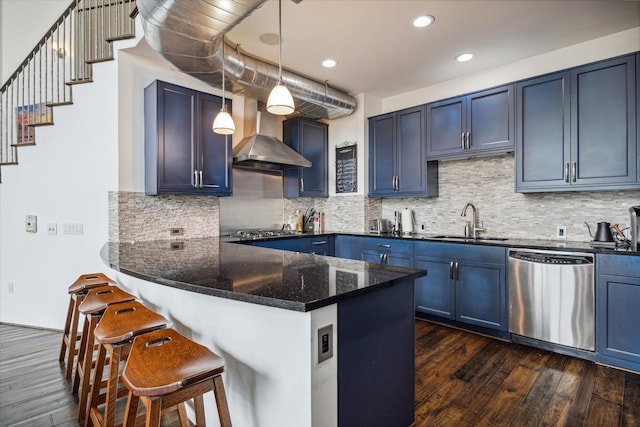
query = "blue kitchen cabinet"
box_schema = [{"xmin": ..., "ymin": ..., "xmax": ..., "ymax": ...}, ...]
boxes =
[
  {"xmin": 360, "ymin": 237, "xmax": 413, "ymax": 267},
  {"xmin": 414, "ymin": 241, "xmax": 508, "ymax": 334},
  {"xmin": 243, "ymin": 235, "xmax": 335, "ymax": 255},
  {"xmin": 283, "ymin": 118, "xmax": 328, "ymax": 198},
  {"xmin": 596, "ymin": 254, "xmax": 640, "ymax": 373},
  {"xmin": 334, "ymin": 235, "xmax": 362, "ymax": 260},
  {"xmin": 426, "ymin": 84, "xmax": 514, "ymax": 160},
  {"xmin": 145, "ymin": 80, "xmax": 232, "ymax": 196},
  {"xmin": 368, "ymin": 106, "xmax": 438, "ymax": 197},
  {"xmin": 516, "ymin": 54, "xmax": 638, "ymax": 192}
]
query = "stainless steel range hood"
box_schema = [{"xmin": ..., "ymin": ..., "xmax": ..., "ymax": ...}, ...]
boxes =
[
  {"xmin": 232, "ymin": 134, "xmax": 311, "ymax": 171},
  {"xmin": 232, "ymin": 103, "xmax": 311, "ymax": 171}
]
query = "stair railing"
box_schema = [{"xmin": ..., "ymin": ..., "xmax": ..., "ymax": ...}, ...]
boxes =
[{"xmin": 0, "ymin": 0, "xmax": 136, "ymax": 176}]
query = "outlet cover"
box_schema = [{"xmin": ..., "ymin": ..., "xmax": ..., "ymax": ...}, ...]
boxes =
[
  {"xmin": 556, "ymin": 225, "xmax": 567, "ymax": 239},
  {"xmin": 63, "ymin": 223, "xmax": 84, "ymax": 235},
  {"xmin": 47, "ymin": 223, "xmax": 57, "ymax": 235},
  {"xmin": 317, "ymin": 324, "xmax": 333, "ymax": 363}
]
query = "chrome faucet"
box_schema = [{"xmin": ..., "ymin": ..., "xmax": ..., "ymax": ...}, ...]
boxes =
[{"xmin": 461, "ymin": 202, "xmax": 486, "ymax": 239}]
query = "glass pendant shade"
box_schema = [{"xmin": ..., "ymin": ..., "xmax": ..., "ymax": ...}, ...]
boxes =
[
  {"xmin": 267, "ymin": 83, "xmax": 295, "ymax": 115},
  {"xmin": 212, "ymin": 107, "xmax": 235, "ymax": 135}
]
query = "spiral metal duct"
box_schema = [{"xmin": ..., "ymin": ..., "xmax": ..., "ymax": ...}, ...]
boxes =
[{"xmin": 137, "ymin": 0, "xmax": 357, "ymax": 119}]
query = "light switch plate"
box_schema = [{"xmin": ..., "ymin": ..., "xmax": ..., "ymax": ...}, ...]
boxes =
[
  {"xmin": 317, "ymin": 324, "xmax": 333, "ymax": 363},
  {"xmin": 556, "ymin": 225, "xmax": 567, "ymax": 239}
]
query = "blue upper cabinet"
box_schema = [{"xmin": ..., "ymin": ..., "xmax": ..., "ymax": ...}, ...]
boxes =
[
  {"xmin": 516, "ymin": 54, "xmax": 638, "ymax": 192},
  {"xmin": 426, "ymin": 84, "xmax": 515, "ymax": 160},
  {"xmin": 145, "ymin": 80, "xmax": 232, "ymax": 196},
  {"xmin": 283, "ymin": 118, "xmax": 328, "ymax": 198},
  {"xmin": 368, "ymin": 106, "xmax": 438, "ymax": 197}
]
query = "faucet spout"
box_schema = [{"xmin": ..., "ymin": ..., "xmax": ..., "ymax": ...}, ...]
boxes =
[{"xmin": 460, "ymin": 202, "xmax": 485, "ymax": 239}]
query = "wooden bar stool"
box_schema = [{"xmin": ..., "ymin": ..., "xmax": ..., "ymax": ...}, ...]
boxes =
[
  {"xmin": 87, "ymin": 301, "xmax": 169, "ymax": 427},
  {"xmin": 122, "ymin": 328, "xmax": 232, "ymax": 427},
  {"xmin": 73, "ymin": 285, "xmax": 136, "ymax": 423},
  {"xmin": 60, "ymin": 273, "xmax": 116, "ymax": 380}
]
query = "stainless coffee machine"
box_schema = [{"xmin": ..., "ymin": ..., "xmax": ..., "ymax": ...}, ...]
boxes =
[{"xmin": 630, "ymin": 206, "xmax": 640, "ymax": 251}]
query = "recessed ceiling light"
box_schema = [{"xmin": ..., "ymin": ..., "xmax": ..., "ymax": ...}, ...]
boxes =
[
  {"xmin": 456, "ymin": 53, "xmax": 474, "ymax": 62},
  {"xmin": 322, "ymin": 59, "xmax": 337, "ymax": 68},
  {"xmin": 412, "ymin": 15, "xmax": 434, "ymax": 28},
  {"xmin": 259, "ymin": 33, "xmax": 280, "ymax": 46}
]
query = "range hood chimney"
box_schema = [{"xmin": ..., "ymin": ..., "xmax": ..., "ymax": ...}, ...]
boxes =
[{"xmin": 232, "ymin": 101, "xmax": 311, "ymax": 171}]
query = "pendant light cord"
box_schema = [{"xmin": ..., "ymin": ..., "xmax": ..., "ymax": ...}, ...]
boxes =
[
  {"xmin": 221, "ymin": 37, "xmax": 226, "ymax": 109},
  {"xmin": 277, "ymin": 0, "xmax": 282, "ymax": 84}
]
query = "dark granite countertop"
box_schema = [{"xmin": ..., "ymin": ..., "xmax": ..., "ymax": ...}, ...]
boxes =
[
  {"xmin": 101, "ymin": 238, "xmax": 426, "ymax": 312},
  {"xmin": 235, "ymin": 231, "xmax": 638, "ymax": 256}
]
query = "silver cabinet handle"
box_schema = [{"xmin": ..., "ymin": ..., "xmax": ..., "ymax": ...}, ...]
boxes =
[
  {"xmin": 449, "ymin": 261, "xmax": 455, "ymax": 280},
  {"xmin": 395, "ymin": 175, "xmax": 399, "ymax": 190},
  {"xmin": 377, "ymin": 244, "xmax": 391, "ymax": 248},
  {"xmin": 312, "ymin": 241, "xmax": 326, "ymax": 245},
  {"xmin": 383, "ymin": 253, "xmax": 388, "ymax": 264},
  {"xmin": 193, "ymin": 170, "xmax": 198, "ymax": 188},
  {"xmin": 564, "ymin": 162, "xmax": 569, "ymax": 183},
  {"xmin": 199, "ymin": 170, "xmax": 203, "ymax": 188},
  {"xmin": 461, "ymin": 133, "xmax": 465, "ymax": 150},
  {"xmin": 379, "ymin": 253, "xmax": 384, "ymax": 263},
  {"xmin": 455, "ymin": 261, "xmax": 460, "ymax": 281},
  {"xmin": 392, "ymin": 176, "xmax": 395, "ymax": 190},
  {"xmin": 572, "ymin": 161, "xmax": 577, "ymax": 182},
  {"xmin": 300, "ymin": 178, "xmax": 304, "ymax": 192},
  {"xmin": 465, "ymin": 132, "xmax": 470, "ymax": 150}
]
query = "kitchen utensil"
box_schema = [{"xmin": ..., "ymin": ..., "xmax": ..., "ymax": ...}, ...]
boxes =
[
  {"xmin": 630, "ymin": 206, "xmax": 640, "ymax": 251},
  {"xmin": 594, "ymin": 222, "xmax": 615, "ymax": 242}
]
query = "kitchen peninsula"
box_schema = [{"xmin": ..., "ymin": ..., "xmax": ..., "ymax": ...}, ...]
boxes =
[{"xmin": 101, "ymin": 237, "xmax": 426, "ymax": 427}]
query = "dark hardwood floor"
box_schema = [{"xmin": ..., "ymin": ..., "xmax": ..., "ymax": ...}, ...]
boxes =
[{"xmin": 1, "ymin": 320, "xmax": 638, "ymax": 426}]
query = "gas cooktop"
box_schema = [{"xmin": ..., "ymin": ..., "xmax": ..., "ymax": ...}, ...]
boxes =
[{"xmin": 234, "ymin": 229, "xmax": 298, "ymax": 241}]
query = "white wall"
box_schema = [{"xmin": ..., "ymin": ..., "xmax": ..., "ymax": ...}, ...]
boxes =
[{"xmin": 0, "ymin": 0, "xmax": 70, "ymax": 82}]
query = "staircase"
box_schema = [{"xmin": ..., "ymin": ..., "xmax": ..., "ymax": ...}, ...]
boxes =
[{"xmin": 0, "ymin": 0, "xmax": 137, "ymax": 182}]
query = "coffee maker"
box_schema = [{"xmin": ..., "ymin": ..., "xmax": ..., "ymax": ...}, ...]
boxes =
[{"xmin": 630, "ymin": 206, "xmax": 640, "ymax": 251}]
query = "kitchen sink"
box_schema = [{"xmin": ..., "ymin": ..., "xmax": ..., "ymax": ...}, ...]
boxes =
[{"xmin": 430, "ymin": 235, "xmax": 509, "ymax": 241}]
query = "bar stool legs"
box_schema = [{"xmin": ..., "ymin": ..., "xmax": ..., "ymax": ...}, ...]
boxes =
[
  {"xmin": 122, "ymin": 328, "xmax": 232, "ymax": 427},
  {"xmin": 59, "ymin": 273, "xmax": 115, "ymax": 379}
]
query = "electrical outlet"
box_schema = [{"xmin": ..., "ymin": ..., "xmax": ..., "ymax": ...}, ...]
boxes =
[
  {"xmin": 317, "ymin": 324, "xmax": 333, "ymax": 363},
  {"xmin": 556, "ymin": 225, "xmax": 567, "ymax": 239},
  {"xmin": 47, "ymin": 223, "xmax": 57, "ymax": 235},
  {"xmin": 7, "ymin": 282, "xmax": 14, "ymax": 294},
  {"xmin": 170, "ymin": 227, "xmax": 184, "ymax": 236}
]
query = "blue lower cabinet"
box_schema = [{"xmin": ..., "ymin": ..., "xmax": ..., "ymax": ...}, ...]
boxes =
[
  {"xmin": 596, "ymin": 254, "xmax": 640, "ymax": 372},
  {"xmin": 334, "ymin": 235, "xmax": 362, "ymax": 260},
  {"xmin": 360, "ymin": 237, "xmax": 414, "ymax": 267},
  {"xmin": 243, "ymin": 235, "xmax": 335, "ymax": 255},
  {"xmin": 414, "ymin": 242, "xmax": 507, "ymax": 333}
]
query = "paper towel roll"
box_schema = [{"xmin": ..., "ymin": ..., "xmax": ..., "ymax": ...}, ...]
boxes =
[{"xmin": 401, "ymin": 208, "xmax": 414, "ymax": 235}]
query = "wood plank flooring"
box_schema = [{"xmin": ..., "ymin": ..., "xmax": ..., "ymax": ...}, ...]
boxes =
[{"xmin": 1, "ymin": 320, "xmax": 638, "ymax": 426}]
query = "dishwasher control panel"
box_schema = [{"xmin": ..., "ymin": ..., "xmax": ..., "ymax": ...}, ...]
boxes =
[{"xmin": 509, "ymin": 251, "xmax": 593, "ymax": 265}]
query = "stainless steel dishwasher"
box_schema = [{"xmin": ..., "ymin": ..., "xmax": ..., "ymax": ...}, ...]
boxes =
[{"xmin": 508, "ymin": 248, "xmax": 595, "ymax": 355}]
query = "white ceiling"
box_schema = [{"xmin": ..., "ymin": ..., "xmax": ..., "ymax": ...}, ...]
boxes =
[{"xmin": 221, "ymin": 0, "xmax": 640, "ymax": 99}]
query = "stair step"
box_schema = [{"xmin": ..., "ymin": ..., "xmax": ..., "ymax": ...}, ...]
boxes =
[
  {"xmin": 29, "ymin": 122, "xmax": 55, "ymax": 128},
  {"xmin": 47, "ymin": 101, "xmax": 73, "ymax": 107},
  {"xmin": 85, "ymin": 56, "xmax": 114, "ymax": 64},
  {"xmin": 11, "ymin": 142, "xmax": 36, "ymax": 148},
  {"xmin": 66, "ymin": 78, "xmax": 94, "ymax": 86},
  {"xmin": 0, "ymin": 161, "xmax": 19, "ymax": 166},
  {"xmin": 106, "ymin": 33, "xmax": 135, "ymax": 42}
]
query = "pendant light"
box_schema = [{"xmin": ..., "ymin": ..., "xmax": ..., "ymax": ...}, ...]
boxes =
[
  {"xmin": 266, "ymin": 0, "xmax": 295, "ymax": 115},
  {"xmin": 213, "ymin": 37, "xmax": 236, "ymax": 135}
]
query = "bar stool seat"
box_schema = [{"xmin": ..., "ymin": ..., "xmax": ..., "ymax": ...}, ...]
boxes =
[
  {"xmin": 73, "ymin": 285, "xmax": 136, "ymax": 423},
  {"xmin": 59, "ymin": 273, "xmax": 115, "ymax": 379},
  {"xmin": 122, "ymin": 328, "xmax": 232, "ymax": 427},
  {"xmin": 87, "ymin": 301, "xmax": 169, "ymax": 427}
]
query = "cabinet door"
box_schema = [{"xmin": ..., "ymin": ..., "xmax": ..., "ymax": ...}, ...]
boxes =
[
  {"xmin": 468, "ymin": 85, "xmax": 514, "ymax": 155},
  {"xmin": 596, "ymin": 254, "xmax": 640, "ymax": 372},
  {"xmin": 309, "ymin": 236, "xmax": 334, "ymax": 256},
  {"xmin": 198, "ymin": 93, "xmax": 232, "ymax": 195},
  {"xmin": 335, "ymin": 235, "xmax": 362, "ymax": 260},
  {"xmin": 397, "ymin": 106, "xmax": 427, "ymax": 195},
  {"xmin": 426, "ymin": 96, "xmax": 465, "ymax": 159},
  {"xmin": 146, "ymin": 81, "xmax": 197, "ymax": 194},
  {"xmin": 515, "ymin": 72, "xmax": 571, "ymax": 192},
  {"xmin": 362, "ymin": 250, "xmax": 384, "ymax": 264},
  {"xmin": 283, "ymin": 118, "xmax": 328, "ymax": 198},
  {"xmin": 456, "ymin": 260, "xmax": 507, "ymax": 331},
  {"xmin": 571, "ymin": 56, "xmax": 637, "ymax": 187},
  {"xmin": 414, "ymin": 257, "xmax": 455, "ymax": 319},
  {"xmin": 368, "ymin": 113, "xmax": 397, "ymax": 196}
]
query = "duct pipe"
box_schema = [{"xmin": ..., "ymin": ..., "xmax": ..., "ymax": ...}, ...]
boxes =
[{"xmin": 137, "ymin": 0, "xmax": 357, "ymax": 119}]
